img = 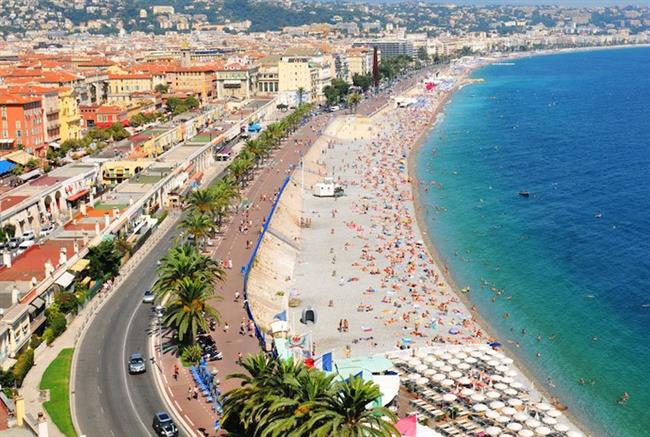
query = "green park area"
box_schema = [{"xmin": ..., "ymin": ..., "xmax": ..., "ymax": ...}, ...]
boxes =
[{"xmin": 39, "ymin": 348, "xmax": 76, "ymax": 437}]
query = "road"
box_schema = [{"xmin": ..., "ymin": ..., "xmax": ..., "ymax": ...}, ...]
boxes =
[{"xmin": 73, "ymin": 222, "xmax": 180, "ymax": 437}]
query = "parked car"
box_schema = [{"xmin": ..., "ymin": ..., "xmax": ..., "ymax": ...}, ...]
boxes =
[
  {"xmin": 8, "ymin": 238, "xmax": 21, "ymax": 249},
  {"xmin": 40, "ymin": 224, "xmax": 55, "ymax": 236},
  {"xmin": 128, "ymin": 352, "xmax": 146, "ymax": 374},
  {"xmin": 143, "ymin": 290, "xmax": 155, "ymax": 304},
  {"xmin": 152, "ymin": 412, "xmax": 178, "ymax": 437},
  {"xmin": 18, "ymin": 240, "xmax": 35, "ymax": 250},
  {"xmin": 153, "ymin": 305, "xmax": 164, "ymax": 318}
]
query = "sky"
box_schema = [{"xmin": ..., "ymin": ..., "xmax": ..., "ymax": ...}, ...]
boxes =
[{"xmin": 336, "ymin": 0, "xmax": 650, "ymax": 7}]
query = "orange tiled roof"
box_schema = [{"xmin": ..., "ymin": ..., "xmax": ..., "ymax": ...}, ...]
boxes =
[
  {"xmin": 0, "ymin": 92, "xmax": 41, "ymax": 105},
  {"xmin": 108, "ymin": 73, "xmax": 153, "ymax": 80}
]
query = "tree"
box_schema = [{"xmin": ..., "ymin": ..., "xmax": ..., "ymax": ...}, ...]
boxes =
[
  {"xmin": 346, "ymin": 92, "xmax": 362, "ymax": 112},
  {"xmin": 296, "ymin": 87, "xmax": 305, "ymax": 106},
  {"xmin": 108, "ymin": 123, "xmax": 130, "ymax": 141},
  {"xmin": 25, "ymin": 159, "xmax": 39, "ymax": 170},
  {"xmin": 114, "ymin": 235, "xmax": 133, "ymax": 259},
  {"xmin": 153, "ymin": 243, "xmax": 224, "ymax": 302},
  {"xmin": 87, "ymin": 239, "xmax": 121, "ymax": 280},
  {"xmin": 331, "ymin": 78, "xmax": 350, "ymax": 97},
  {"xmin": 417, "ymin": 46, "xmax": 430, "ymax": 61},
  {"xmin": 179, "ymin": 211, "xmax": 215, "ymax": 247},
  {"xmin": 155, "ymin": 83, "xmax": 169, "ymax": 94},
  {"xmin": 187, "ymin": 188, "xmax": 219, "ymax": 218},
  {"xmin": 162, "ymin": 277, "xmax": 220, "ymax": 344},
  {"xmin": 352, "ymin": 74, "xmax": 372, "ymax": 92},
  {"xmin": 11, "ymin": 164, "xmax": 24, "ymax": 176},
  {"xmin": 323, "ymin": 85, "xmax": 339, "ymax": 106}
]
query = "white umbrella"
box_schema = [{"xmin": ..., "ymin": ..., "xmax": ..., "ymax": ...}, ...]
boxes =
[
  {"xmin": 407, "ymin": 358, "xmax": 421, "ymax": 367},
  {"xmin": 470, "ymin": 351, "xmax": 483, "ymax": 358},
  {"xmin": 501, "ymin": 376, "xmax": 514, "ymax": 384},
  {"xmin": 494, "ymin": 383, "xmax": 508, "ymax": 390},
  {"xmin": 460, "ymin": 388, "xmax": 475, "ymax": 397},
  {"xmin": 536, "ymin": 402, "xmax": 552, "ymax": 411},
  {"xmin": 449, "ymin": 358, "xmax": 461, "ymax": 365},
  {"xmin": 508, "ymin": 422, "xmax": 523, "ymax": 432},
  {"xmin": 502, "ymin": 406, "xmax": 517, "ymax": 416},
  {"xmin": 471, "ymin": 393, "xmax": 486, "ymax": 403},
  {"xmin": 415, "ymin": 364, "xmax": 428, "ymax": 372},
  {"xmin": 508, "ymin": 398, "xmax": 523, "ymax": 407},
  {"xmin": 496, "ymin": 415, "xmax": 510, "ymax": 424},
  {"xmin": 513, "ymin": 412, "xmax": 529, "ymax": 422},
  {"xmin": 458, "ymin": 377, "xmax": 472, "ymax": 385},
  {"xmin": 449, "ymin": 370, "xmax": 463, "ymax": 379},
  {"xmin": 497, "ymin": 365, "xmax": 510, "ymax": 373},
  {"xmin": 485, "ymin": 426, "xmax": 501, "ymax": 436},
  {"xmin": 416, "ymin": 350, "xmax": 429, "ymax": 359},
  {"xmin": 440, "ymin": 353, "xmax": 453, "ymax": 360},
  {"xmin": 458, "ymin": 363, "xmax": 471, "ymax": 371},
  {"xmin": 416, "ymin": 377, "xmax": 429, "ymax": 386},
  {"xmin": 408, "ymin": 373, "xmax": 421, "ymax": 381},
  {"xmin": 488, "ymin": 359, "xmax": 500, "ymax": 367},
  {"xmin": 518, "ymin": 431, "xmax": 534, "ymax": 437},
  {"xmin": 442, "ymin": 393, "xmax": 457, "ymax": 402},
  {"xmin": 432, "ymin": 373, "xmax": 446, "ymax": 382},
  {"xmin": 441, "ymin": 365, "xmax": 454, "ymax": 373},
  {"xmin": 485, "ymin": 410, "xmax": 500, "ymax": 419},
  {"xmin": 566, "ymin": 432, "xmax": 584, "ymax": 437},
  {"xmin": 473, "ymin": 403, "xmax": 488, "ymax": 412},
  {"xmin": 501, "ymin": 358, "xmax": 514, "ymax": 365},
  {"xmin": 547, "ymin": 409, "xmax": 562, "ymax": 418},
  {"xmin": 506, "ymin": 370, "xmax": 518, "ymax": 377},
  {"xmin": 485, "ymin": 349, "xmax": 499, "ymax": 356},
  {"xmin": 554, "ymin": 424, "xmax": 569, "ymax": 433},
  {"xmin": 504, "ymin": 388, "xmax": 518, "ymax": 396},
  {"xmin": 535, "ymin": 426, "xmax": 552, "ymax": 436},
  {"xmin": 489, "ymin": 400, "xmax": 505, "ymax": 410},
  {"xmin": 510, "ymin": 382, "xmax": 524, "ymax": 390},
  {"xmin": 542, "ymin": 417, "xmax": 557, "ymax": 426},
  {"xmin": 423, "ymin": 368, "xmax": 436, "ymax": 377},
  {"xmin": 424, "ymin": 355, "xmax": 437, "ymax": 365},
  {"xmin": 465, "ymin": 357, "xmax": 478, "ymax": 364},
  {"xmin": 440, "ymin": 378, "xmax": 454, "ymax": 387},
  {"xmin": 491, "ymin": 375, "xmax": 503, "ymax": 382},
  {"xmin": 455, "ymin": 352, "xmax": 468, "ymax": 359},
  {"xmin": 432, "ymin": 360, "xmax": 445, "ymax": 368},
  {"xmin": 486, "ymin": 390, "xmax": 501, "ymax": 399},
  {"xmin": 526, "ymin": 419, "xmax": 542, "ymax": 428}
]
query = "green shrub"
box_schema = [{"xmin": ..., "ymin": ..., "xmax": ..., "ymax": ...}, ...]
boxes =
[
  {"xmin": 13, "ymin": 348, "xmax": 34, "ymax": 387},
  {"xmin": 157, "ymin": 210, "xmax": 168, "ymax": 224},
  {"xmin": 181, "ymin": 344, "xmax": 203, "ymax": 364},
  {"xmin": 55, "ymin": 292, "xmax": 80, "ymax": 315},
  {"xmin": 0, "ymin": 369, "xmax": 15, "ymax": 388},
  {"xmin": 44, "ymin": 308, "xmax": 67, "ymax": 345},
  {"xmin": 30, "ymin": 335, "xmax": 43, "ymax": 349}
]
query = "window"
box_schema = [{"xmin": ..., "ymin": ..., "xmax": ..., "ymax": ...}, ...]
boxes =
[
  {"xmin": 15, "ymin": 120, "xmax": 21, "ymax": 129},
  {"xmin": 16, "ymin": 130, "xmax": 21, "ymax": 137}
]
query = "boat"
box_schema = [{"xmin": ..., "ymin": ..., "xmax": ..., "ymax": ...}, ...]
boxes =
[{"xmin": 518, "ymin": 191, "xmax": 530, "ymax": 198}]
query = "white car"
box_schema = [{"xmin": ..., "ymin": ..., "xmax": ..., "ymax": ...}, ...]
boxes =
[
  {"xmin": 18, "ymin": 240, "xmax": 34, "ymax": 250},
  {"xmin": 143, "ymin": 290, "xmax": 155, "ymax": 304},
  {"xmin": 22, "ymin": 231, "xmax": 35, "ymax": 241},
  {"xmin": 40, "ymin": 225, "xmax": 55, "ymax": 236}
]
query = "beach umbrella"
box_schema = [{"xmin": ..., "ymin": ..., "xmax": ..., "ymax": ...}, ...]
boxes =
[
  {"xmin": 513, "ymin": 412, "xmax": 529, "ymax": 422},
  {"xmin": 505, "ymin": 388, "xmax": 518, "ymax": 397},
  {"xmin": 547, "ymin": 409, "xmax": 562, "ymax": 418},
  {"xmin": 526, "ymin": 419, "xmax": 542, "ymax": 428},
  {"xmin": 489, "ymin": 400, "xmax": 505, "ymax": 410},
  {"xmin": 485, "ymin": 410, "xmax": 499, "ymax": 419},
  {"xmin": 542, "ymin": 417, "xmax": 557, "ymax": 426},
  {"xmin": 487, "ymin": 359, "xmax": 500, "ymax": 367},
  {"xmin": 449, "ymin": 358, "xmax": 461, "ymax": 365},
  {"xmin": 423, "ymin": 368, "xmax": 436, "ymax": 377},
  {"xmin": 502, "ymin": 406, "xmax": 517, "ymax": 416},
  {"xmin": 460, "ymin": 388, "xmax": 475, "ymax": 397},
  {"xmin": 506, "ymin": 370, "xmax": 518, "ymax": 377},
  {"xmin": 501, "ymin": 358, "xmax": 514, "ymax": 365},
  {"xmin": 507, "ymin": 422, "xmax": 523, "ymax": 432},
  {"xmin": 496, "ymin": 415, "xmax": 510, "ymax": 424},
  {"xmin": 566, "ymin": 432, "xmax": 584, "ymax": 437},
  {"xmin": 465, "ymin": 357, "xmax": 478, "ymax": 364},
  {"xmin": 416, "ymin": 350, "xmax": 429, "ymax": 359},
  {"xmin": 440, "ymin": 379, "xmax": 454, "ymax": 387},
  {"xmin": 408, "ymin": 373, "xmax": 422, "ymax": 382},
  {"xmin": 470, "ymin": 351, "xmax": 483, "ymax": 358},
  {"xmin": 458, "ymin": 363, "xmax": 471, "ymax": 371},
  {"xmin": 448, "ymin": 327, "xmax": 460, "ymax": 335},
  {"xmin": 510, "ymin": 382, "xmax": 524, "ymax": 390},
  {"xmin": 441, "ymin": 365, "xmax": 454, "ymax": 373},
  {"xmin": 536, "ymin": 402, "xmax": 552, "ymax": 411},
  {"xmin": 486, "ymin": 390, "xmax": 501, "ymax": 399},
  {"xmin": 432, "ymin": 360, "xmax": 445, "ymax": 368},
  {"xmin": 455, "ymin": 352, "xmax": 469, "ymax": 360},
  {"xmin": 473, "ymin": 403, "xmax": 488, "ymax": 412},
  {"xmin": 494, "ymin": 383, "xmax": 508, "ymax": 390},
  {"xmin": 407, "ymin": 358, "xmax": 421, "ymax": 367},
  {"xmin": 415, "ymin": 364, "xmax": 428, "ymax": 372},
  {"xmin": 440, "ymin": 353, "xmax": 453, "ymax": 360},
  {"xmin": 485, "ymin": 349, "xmax": 499, "ymax": 356},
  {"xmin": 491, "ymin": 375, "xmax": 503, "ymax": 382},
  {"xmin": 424, "ymin": 355, "xmax": 438, "ymax": 365},
  {"xmin": 458, "ymin": 377, "xmax": 472, "ymax": 386},
  {"xmin": 497, "ymin": 365, "xmax": 510, "ymax": 373},
  {"xmin": 416, "ymin": 377, "xmax": 429, "ymax": 386},
  {"xmin": 485, "ymin": 426, "xmax": 501, "ymax": 436},
  {"xmin": 432, "ymin": 373, "xmax": 446, "ymax": 382},
  {"xmin": 449, "ymin": 370, "xmax": 463, "ymax": 379},
  {"xmin": 535, "ymin": 426, "xmax": 552, "ymax": 436},
  {"xmin": 471, "ymin": 393, "xmax": 486, "ymax": 403},
  {"xmin": 518, "ymin": 430, "xmax": 534, "ymax": 437},
  {"xmin": 554, "ymin": 424, "xmax": 570, "ymax": 433},
  {"xmin": 442, "ymin": 393, "xmax": 457, "ymax": 402},
  {"xmin": 508, "ymin": 398, "xmax": 523, "ymax": 408},
  {"xmin": 501, "ymin": 377, "xmax": 514, "ymax": 384}
]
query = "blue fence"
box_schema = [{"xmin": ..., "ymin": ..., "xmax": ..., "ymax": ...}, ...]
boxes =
[{"xmin": 242, "ymin": 174, "xmax": 293, "ymax": 351}]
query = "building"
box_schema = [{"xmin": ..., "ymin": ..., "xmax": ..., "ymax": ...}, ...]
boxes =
[
  {"xmin": 257, "ymin": 55, "xmax": 280, "ymax": 95},
  {"xmin": 215, "ymin": 64, "xmax": 257, "ymax": 100},
  {"xmin": 58, "ymin": 88, "xmax": 82, "ymax": 143},
  {"xmin": 346, "ymin": 47, "xmax": 373, "ymax": 81},
  {"xmin": 356, "ymin": 40, "xmax": 415, "ymax": 59},
  {"xmin": 166, "ymin": 65, "xmax": 217, "ymax": 102},
  {"xmin": 80, "ymin": 104, "xmax": 129, "ymax": 128},
  {"xmin": 278, "ymin": 56, "xmax": 318, "ymax": 104},
  {"xmin": 0, "ymin": 92, "xmax": 45, "ymax": 157}
]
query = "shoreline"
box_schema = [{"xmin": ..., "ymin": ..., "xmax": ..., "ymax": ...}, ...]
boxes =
[{"xmin": 407, "ymin": 59, "xmax": 594, "ymax": 436}]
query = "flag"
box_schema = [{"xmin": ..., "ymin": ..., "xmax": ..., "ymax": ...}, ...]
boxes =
[
  {"xmin": 273, "ymin": 310, "xmax": 287, "ymax": 321},
  {"xmin": 322, "ymin": 352, "xmax": 332, "ymax": 372}
]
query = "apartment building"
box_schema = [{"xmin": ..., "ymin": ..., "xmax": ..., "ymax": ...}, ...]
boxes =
[
  {"xmin": 215, "ymin": 63, "xmax": 257, "ymax": 101},
  {"xmin": 0, "ymin": 92, "xmax": 45, "ymax": 156},
  {"xmin": 166, "ymin": 65, "xmax": 217, "ymax": 102},
  {"xmin": 58, "ymin": 88, "xmax": 82, "ymax": 143},
  {"xmin": 346, "ymin": 47, "xmax": 373, "ymax": 81},
  {"xmin": 278, "ymin": 56, "xmax": 319, "ymax": 104},
  {"xmin": 107, "ymin": 73, "xmax": 155, "ymax": 105},
  {"xmin": 257, "ymin": 55, "xmax": 280, "ymax": 95}
]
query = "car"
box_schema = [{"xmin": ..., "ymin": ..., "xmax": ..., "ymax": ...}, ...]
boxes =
[
  {"xmin": 128, "ymin": 352, "xmax": 146, "ymax": 374},
  {"xmin": 18, "ymin": 240, "xmax": 35, "ymax": 250},
  {"xmin": 143, "ymin": 290, "xmax": 155, "ymax": 304},
  {"xmin": 40, "ymin": 224, "xmax": 55, "ymax": 236},
  {"xmin": 22, "ymin": 231, "xmax": 35, "ymax": 241},
  {"xmin": 153, "ymin": 305, "xmax": 164, "ymax": 318},
  {"xmin": 152, "ymin": 412, "xmax": 178, "ymax": 437},
  {"xmin": 8, "ymin": 238, "xmax": 21, "ymax": 249}
]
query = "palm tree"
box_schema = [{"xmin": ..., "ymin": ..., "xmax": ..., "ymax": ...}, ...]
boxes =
[
  {"xmin": 162, "ymin": 277, "xmax": 221, "ymax": 343},
  {"xmin": 187, "ymin": 188, "xmax": 218, "ymax": 217},
  {"xmin": 179, "ymin": 211, "xmax": 215, "ymax": 247},
  {"xmin": 211, "ymin": 178, "xmax": 239, "ymax": 225},
  {"xmin": 228, "ymin": 157, "xmax": 253, "ymax": 187},
  {"xmin": 153, "ymin": 243, "xmax": 224, "ymax": 301},
  {"xmin": 299, "ymin": 376, "xmax": 399, "ymax": 437},
  {"xmin": 297, "ymin": 87, "xmax": 305, "ymax": 106},
  {"xmin": 347, "ymin": 92, "xmax": 362, "ymax": 113},
  {"xmin": 114, "ymin": 235, "xmax": 132, "ymax": 260}
]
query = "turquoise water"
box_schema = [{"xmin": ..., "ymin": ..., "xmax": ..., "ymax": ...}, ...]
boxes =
[{"xmin": 415, "ymin": 47, "xmax": 650, "ymax": 437}]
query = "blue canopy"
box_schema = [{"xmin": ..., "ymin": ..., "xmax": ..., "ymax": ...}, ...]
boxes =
[
  {"xmin": 247, "ymin": 123, "xmax": 262, "ymax": 133},
  {"xmin": 0, "ymin": 160, "xmax": 16, "ymax": 175}
]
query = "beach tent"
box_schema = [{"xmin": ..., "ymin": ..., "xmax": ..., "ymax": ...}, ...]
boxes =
[{"xmin": 0, "ymin": 160, "xmax": 15, "ymax": 175}]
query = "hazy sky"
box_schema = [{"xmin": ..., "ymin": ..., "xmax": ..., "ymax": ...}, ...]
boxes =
[{"xmin": 350, "ymin": 0, "xmax": 649, "ymax": 7}]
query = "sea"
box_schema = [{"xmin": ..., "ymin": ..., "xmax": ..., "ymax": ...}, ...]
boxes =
[{"xmin": 415, "ymin": 47, "xmax": 650, "ymax": 437}]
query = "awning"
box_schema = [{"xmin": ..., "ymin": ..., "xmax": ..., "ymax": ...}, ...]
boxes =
[
  {"xmin": 69, "ymin": 258, "xmax": 90, "ymax": 273},
  {"xmin": 0, "ymin": 160, "xmax": 15, "ymax": 175},
  {"xmin": 55, "ymin": 271, "xmax": 75, "ymax": 288},
  {"xmin": 67, "ymin": 188, "xmax": 90, "ymax": 202},
  {"xmin": 80, "ymin": 277, "xmax": 91, "ymax": 286},
  {"xmin": 4, "ymin": 150, "xmax": 37, "ymax": 165},
  {"xmin": 30, "ymin": 297, "xmax": 45, "ymax": 309},
  {"xmin": 18, "ymin": 169, "xmax": 41, "ymax": 181}
]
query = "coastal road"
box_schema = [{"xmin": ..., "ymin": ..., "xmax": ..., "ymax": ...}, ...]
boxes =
[{"xmin": 73, "ymin": 222, "xmax": 181, "ymax": 437}]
